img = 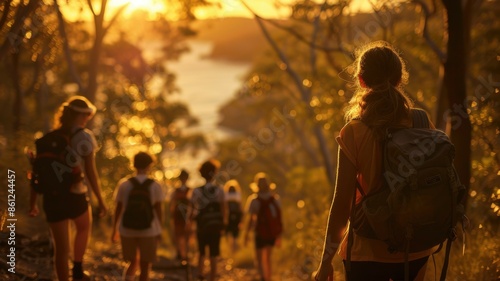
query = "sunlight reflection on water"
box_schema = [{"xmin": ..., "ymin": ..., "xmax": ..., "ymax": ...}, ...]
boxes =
[
  {"xmin": 168, "ymin": 40, "xmax": 250, "ymax": 139},
  {"xmin": 163, "ymin": 40, "xmax": 250, "ymax": 185}
]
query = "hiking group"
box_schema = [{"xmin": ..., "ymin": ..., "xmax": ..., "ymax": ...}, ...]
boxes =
[
  {"xmin": 27, "ymin": 40, "xmax": 465, "ymax": 281},
  {"xmin": 27, "ymin": 97, "xmax": 283, "ymax": 281}
]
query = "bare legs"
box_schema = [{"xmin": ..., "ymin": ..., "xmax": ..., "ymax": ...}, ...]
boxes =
[
  {"xmin": 175, "ymin": 231, "xmax": 188, "ymax": 260},
  {"xmin": 73, "ymin": 207, "xmax": 91, "ymax": 263},
  {"xmin": 124, "ymin": 250, "xmax": 151, "ymax": 281},
  {"xmin": 256, "ymin": 246, "xmax": 273, "ymax": 281},
  {"xmin": 48, "ymin": 208, "xmax": 91, "ymax": 281},
  {"xmin": 49, "ymin": 220, "xmax": 70, "ymax": 281}
]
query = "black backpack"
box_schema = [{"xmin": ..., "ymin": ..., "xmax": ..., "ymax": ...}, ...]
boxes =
[
  {"xmin": 122, "ymin": 177, "xmax": 155, "ymax": 230},
  {"xmin": 30, "ymin": 128, "xmax": 84, "ymax": 196},
  {"xmin": 227, "ymin": 200, "xmax": 242, "ymax": 225},
  {"xmin": 195, "ymin": 184, "xmax": 224, "ymax": 233},
  {"xmin": 347, "ymin": 109, "xmax": 466, "ymax": 281}
]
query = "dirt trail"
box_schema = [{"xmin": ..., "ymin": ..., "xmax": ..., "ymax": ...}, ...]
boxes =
[{"xmin": 0, "ymin": 233, "xmax": 260, "ymax": 281}]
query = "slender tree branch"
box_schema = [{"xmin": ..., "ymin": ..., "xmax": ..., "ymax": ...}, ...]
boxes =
[
  {"xmin": 412, "ymin": 0, "xmax": 447, "ymax": 63},
  {"xmin": 86, "ymin": 0, "xmax": 96, "ymax": 16},
  {"xmin": 253, "ymin": 9, "xmax": 348, "ymax": 54},
  {"xmin": 100, "ymin": 0, "xmax": 108, "ymax": 18},
  {"xmin": 241, "ymin": 1, "xmax": 309, "ymax": 103},
  {"xmin": 368, "ymin": 0, "xmax": 390, "ymax": 40},
  {"xmin": 54, "ymin": 0, "xmax": 83, "ymax": 91},
  {"xmin": 241, "ymin": 0, "xmax": 336, "ymax": 187},
  {"xmin": 103, "ymin": 3, "xmax": 129, "ymax": 35}
]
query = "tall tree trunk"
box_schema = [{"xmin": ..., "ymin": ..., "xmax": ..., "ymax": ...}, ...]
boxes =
[
  {"xmin": 86, "ymin": 31, "xmax": 104, "ymax": 103},
  {"xmin": 11, "ymin": 51, "xmax": 23, "ymax": 132},
  {"xmin": 54, "ymin": 0, "xmax": 83, "ymax": 92},
  {"xmin": 435, "ymin": 65, "xmax": 448, "ymax": 129},
  {"xmin": 442, "ymin": 0, "xmax": 471, "ymax": 207}
]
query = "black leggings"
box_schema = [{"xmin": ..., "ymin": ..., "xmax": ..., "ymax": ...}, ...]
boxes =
[{"xmin": 343, "ymin": 256, "xmax": 429, "ymax": 281}]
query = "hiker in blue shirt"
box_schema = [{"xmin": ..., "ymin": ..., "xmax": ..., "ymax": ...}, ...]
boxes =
[{"xmin": 187, "ymin": 159, "xmax": 226, "ymax": 281}]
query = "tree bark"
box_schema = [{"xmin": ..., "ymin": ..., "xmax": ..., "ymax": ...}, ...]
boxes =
[
  {"xmin": 442, "ymin": 0, "xmax": 471, "ymax": 207},
  {"xmin": 54, "ymin": 0, "xmax": 84, "ymax": 92},
  {"xmin": 11, "ymin": 51, "xmax": 23, "ymax": 132}
]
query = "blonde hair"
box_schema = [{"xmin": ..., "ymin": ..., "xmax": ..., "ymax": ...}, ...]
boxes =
[
  {"xmin": 224, "ymin": 179, "xmax": 241, "ymax": 193},
  {"xmin": 344, "ymin": 41, "xmax": 413, "ymax": 138},
  {"xmin": 53, "ymin": 95, "xmax": 96, "ymax": 130}
]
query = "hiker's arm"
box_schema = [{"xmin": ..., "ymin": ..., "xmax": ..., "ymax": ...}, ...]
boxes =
[
  {"xmin": 244, "ymin": 212, "xmax": 257, "ymax": 246},
  {"xmin": 112, "ymin": 202, "xmax": 122, "ymax": 242},
  {"xmin": 169, "ymin": 194, "xmax": 176, "ymax": 231},
  {"xmin": 221, "ymin": 193, "xmax": 228, "ymax": 227},
  {"xmin": 154, "ymin": 202, "xmax": 163, "ymax": 225},
  {"xmin": 315, "ymin": 147, "xmax": 357, "ymax": 280},
  {"xmin": 83, "ymin": 152, "xmax": 107, "ymax": 216},
  {"xmin": 185, "ymin": 191, "xmax": 196, "ymax": 233},
  {"xmin": 28, "ymin": 188, "xmax": 39, "ymax": 217}
]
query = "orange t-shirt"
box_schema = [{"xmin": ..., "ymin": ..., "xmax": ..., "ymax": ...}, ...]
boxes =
[{"xmin": 336, "ymin": 120, "xmax": 437, "ymax": 262}]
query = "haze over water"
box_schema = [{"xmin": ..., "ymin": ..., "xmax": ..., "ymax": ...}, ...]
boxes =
[{"xmin": 165, "ymin": 40, "xmax": 250, "ymax": 183}]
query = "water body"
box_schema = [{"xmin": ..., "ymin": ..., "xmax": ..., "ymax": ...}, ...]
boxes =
[
  {"xmin": 165, "ymin": 41, "xmax": 250, "ymax": 181},
  {"xmin": 169, "ymin": 40, "xmax": 250, "ymax": 143}
]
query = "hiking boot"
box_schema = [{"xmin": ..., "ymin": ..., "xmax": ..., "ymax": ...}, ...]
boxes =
[{"xmin": 72, "ymin": 272, "xmax": 90, "ymax": 281}]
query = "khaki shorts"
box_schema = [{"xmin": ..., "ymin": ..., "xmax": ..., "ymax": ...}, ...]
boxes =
[{"xmin": 120, "ymin": 236, "xmax": 158, "ymax": 263}]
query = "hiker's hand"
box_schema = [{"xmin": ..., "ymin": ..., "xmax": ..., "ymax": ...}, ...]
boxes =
[
  {"xmin": 97, "ymin": 202, "xmax": 107, "ymax": 217},
  {"xmin": 313, "ymin": 262, "xmax": 334, "ymax": 281},
  {"xmin": 275, "ymin": 237, "xmax": 282, "ymax": 248},
  {"xmin": 111, "ymin": 229, "xmax": 119, "ymax": 243},
  {"xmin": 28, "ymin": 206, "xmax": 39, "ymax": 217}
]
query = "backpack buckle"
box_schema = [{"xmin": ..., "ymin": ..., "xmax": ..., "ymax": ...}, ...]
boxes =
[{"xmin": 448, "ymin": 227, "xmax": 457, "ymax": 241}]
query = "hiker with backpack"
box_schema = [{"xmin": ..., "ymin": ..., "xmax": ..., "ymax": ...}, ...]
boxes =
[
  {"xmin": 314, "ymin": 41, "xmax": 465, "ymax": 281},
  {"xmin": 28, "ymin": 96, "xmax": 107, "ymax": 281},
  {"xmin": 186, "ymin": 159, "xmax": 226, "ymax": 281},
  {"xmin": 112, "ymin": 152, "xmax": 165, "ymax": 281},
  {"xmin": 224, "ymin": 179, "xmax": 243, "ymax": 253},
  {"xmin": 244, "ymin": 172, "xmax": 283, "ymax": 281},
  {"xmin": 170, "ymin": 169, "xmax": 191, "ymax": 261}
]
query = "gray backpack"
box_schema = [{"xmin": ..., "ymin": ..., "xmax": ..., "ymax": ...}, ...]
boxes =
[{"xmin": 347, "ymin": 109, "xmax": 466, "ymax": 281}]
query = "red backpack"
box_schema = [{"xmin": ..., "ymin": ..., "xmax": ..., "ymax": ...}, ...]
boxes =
[
  {"xmin": 255, "ymin": 196, "xmax": 283, "ymax": 240},
  {"xmin": 172, "ymin": 187, "xmax": 190, "ymax": 225}
]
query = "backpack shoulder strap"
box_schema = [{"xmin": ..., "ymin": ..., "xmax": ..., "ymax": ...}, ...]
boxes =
[
  {"xmin": 70, "ymin": 127, "xmax": 85, "ymax": 139},
  {"xmin": 129, "ymin": 177, "xmax": 154, "ymax": 187},
  {"xmin": 128, "ymin": 177, "xmax": 140, "ymax": 188},
  {"xmin": 411, "ymin": 108, "xmax": 430, "ymax": 129},
  {"xmin": 142, "ymin": 178, "xmax": 154, "ymax": 188}
]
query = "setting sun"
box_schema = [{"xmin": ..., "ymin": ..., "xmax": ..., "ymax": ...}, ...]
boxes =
[{"xmin": 109, "ymin": 0, "xmax": 166, "ymax": 16}]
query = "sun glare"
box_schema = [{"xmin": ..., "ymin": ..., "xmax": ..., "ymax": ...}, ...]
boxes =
[{"xmin": 109, "ymin": 0, "xmax": 166, "ymax": 17}]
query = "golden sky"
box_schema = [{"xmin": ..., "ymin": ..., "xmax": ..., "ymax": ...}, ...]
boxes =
[{"xmin": 102, "ymin": 0, "xmax": 372, "ymax": 20}]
